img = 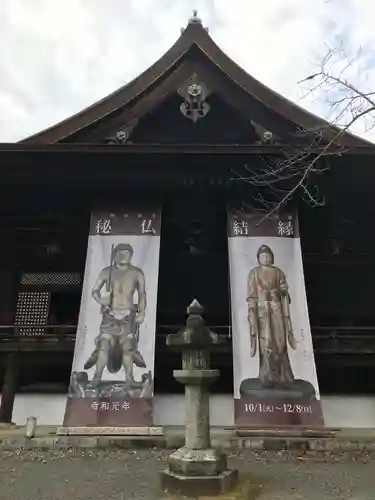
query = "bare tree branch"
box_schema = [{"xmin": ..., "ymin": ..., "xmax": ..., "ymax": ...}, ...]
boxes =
[{"xmin": 232, "ymin": 45, "xmax": 374, "ymax": 221}]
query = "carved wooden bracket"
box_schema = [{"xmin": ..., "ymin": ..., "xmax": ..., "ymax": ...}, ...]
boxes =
[
  {"xmin": 178, "ymin": 74, "xmax": 211, "ymax": 123},
  {"xmin": 105, "ymin": 119, "xmax": 139, "ymax": 144},
  {"xmin": 251, "ymin": 120, "xmax": 281, "ymax": 144}
]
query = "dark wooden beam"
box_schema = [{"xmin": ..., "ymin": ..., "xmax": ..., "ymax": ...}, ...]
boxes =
[{"xmin": 0, "ymin": 143, "xmax": 374, "ymax": 155}]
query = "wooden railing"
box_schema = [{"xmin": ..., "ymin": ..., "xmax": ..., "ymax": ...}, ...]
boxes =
[
  {"xmin": 0, "ymin": 324, "xmax": 374, "ymax": 354},
  {"xmin": 0, "ymin": 324, "xmax": 230, "ymax": 339},
  {"xmin": 313, "ymin": 325, "xmax": 375, "ymax": 336},
  {"xmin": 0, "ymin": 325, "xmax": 76, "ymax": 351},
  {"xmin": 156, "ymin": 324, "xmax": 231, "ymax": 338},
  {"xmin": 0, "ymin": 325, "xmax": 76, "ymax": 337},
  {"xmin": 312, "ymin": 326, "xmax": 375, "ymax": 354}
]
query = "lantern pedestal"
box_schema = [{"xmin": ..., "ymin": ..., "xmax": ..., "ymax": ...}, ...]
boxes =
[{"xmin": 160, "ymin": 300, "xmax": 238, "ymax": 497}]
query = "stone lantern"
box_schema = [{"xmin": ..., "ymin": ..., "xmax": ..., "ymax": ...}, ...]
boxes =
[{"xmin": 160, "ymin": 300, "xmax": 238, "ymax": 497}]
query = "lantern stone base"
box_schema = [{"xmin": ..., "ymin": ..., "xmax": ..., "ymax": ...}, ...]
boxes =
[
  {"xmin": 161, "ymin": 447, "xmax": 238, "ymax": 496},
  {"xmin": 167, "ymin": 446, "xmax": 227, "ymax": 476},
  {"xmin": 160, "ymin": 468, "xmax": 238, "ymax": 497}
]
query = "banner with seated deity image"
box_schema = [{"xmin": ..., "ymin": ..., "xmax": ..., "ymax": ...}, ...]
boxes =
[
  {"xmin": 63, "ymin": 208, "xmax": 161, "ymax": 427},
  {"xmin": 227, "ymin": 208, "xmax": 324, "ymax": 427}
]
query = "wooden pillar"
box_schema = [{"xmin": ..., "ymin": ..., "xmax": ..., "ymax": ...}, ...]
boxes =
[
  {"xmin": 0, "ymin": 268, "xmax": 17, "ymax": 325},
  {"xmin": 0, "ymin": 353, "xmax": 19, "ymax": 423}
]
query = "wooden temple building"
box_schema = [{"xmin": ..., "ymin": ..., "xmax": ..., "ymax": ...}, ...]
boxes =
[{"xmin": 0, "ymin": 12, "xmax": 375, "ymax": 427}]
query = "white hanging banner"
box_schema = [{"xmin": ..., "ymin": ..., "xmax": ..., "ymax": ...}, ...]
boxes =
[
  {"xmin": 228, "ymin": 209, "xmax": 324, "ymax": 427},
  {"xmin": 64, "ymin": 208, "xmax": 161, "ymax": 427}
]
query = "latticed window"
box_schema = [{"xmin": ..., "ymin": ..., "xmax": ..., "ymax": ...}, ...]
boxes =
[
  {"xmin": 20, "ymin": 272, "xmax": 81, "ymax": 286},
  {"xmin": 15, "ymin": 273, "xmax": 82, "ymax": 335},
  {"xmin": 14, "ymin": 291, "xmax": 50, "ymax": 336}
]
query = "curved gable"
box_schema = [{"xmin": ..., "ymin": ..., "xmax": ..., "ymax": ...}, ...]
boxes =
[{"xmin": 21, "ymin": 14, "xmax": 372, "ymax": 148}]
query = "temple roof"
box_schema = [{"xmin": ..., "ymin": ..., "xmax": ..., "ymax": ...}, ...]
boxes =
[{"xmin": 21, "ymin": 12, "xmax": 372, "ymax": 148}]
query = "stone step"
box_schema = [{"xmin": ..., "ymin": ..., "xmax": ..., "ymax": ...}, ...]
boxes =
[
  {"xmin": 233, "ymin": 427, "xmax": 337, "ymax": 438},
  {"xmin": 0, "ymin": 432, "xmax": 374, "ymax": 452},
  {"xmin": 56, "ymin": 426, "xmax": 164, "ymax": 436}
]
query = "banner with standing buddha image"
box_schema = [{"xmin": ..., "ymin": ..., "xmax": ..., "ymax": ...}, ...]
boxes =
[
  {"xmin": 227, "ymin": 208, "xmax": 324, "ymax": 428},
  {"xmin": 64, "ymin": 208, "xmax": 161, "ymax": 427}
]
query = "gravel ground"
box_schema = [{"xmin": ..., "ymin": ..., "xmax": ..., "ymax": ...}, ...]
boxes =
[{"xmin": 0, "ymin": 448, "xmax": 373, "ymax": 499}]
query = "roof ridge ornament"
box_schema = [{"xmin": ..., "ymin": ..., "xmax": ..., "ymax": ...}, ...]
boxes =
[
  {"xmin": 181, "ymin": 10, "xmax": 209, "ymax": 33},
  {"xmin": 188, "ymin": 10, "xmax": 202, "ymax": 24}
]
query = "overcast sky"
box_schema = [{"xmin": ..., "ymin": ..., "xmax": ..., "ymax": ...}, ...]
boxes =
[{"xmin": 1, "ymin": 0, "xmax": 375, "ymax": 143}]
